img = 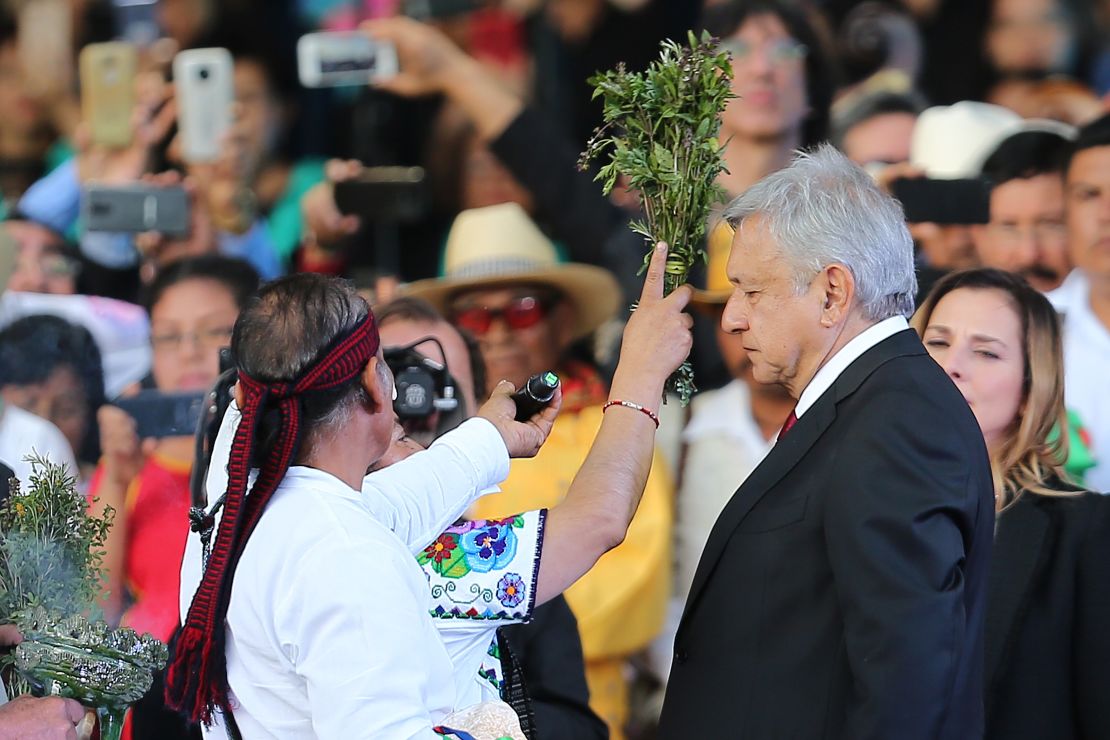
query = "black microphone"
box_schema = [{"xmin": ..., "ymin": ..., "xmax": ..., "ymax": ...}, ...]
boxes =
[{"xmin": 512, "ymin": 371, "xmax": 560, "ymax": 421}]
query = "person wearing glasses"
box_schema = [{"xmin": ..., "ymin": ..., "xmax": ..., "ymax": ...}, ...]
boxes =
[
  {"xmin": 403, "ymin": 202, "xmax": 674, "ymax": 740},
  {"xmin": 88, "ymin": 255, "xmax": 259, "ymax": 638}
]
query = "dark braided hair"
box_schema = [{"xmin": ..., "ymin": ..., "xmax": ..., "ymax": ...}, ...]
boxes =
[{"xmin": 166, "ymin": 274, "xmax": 381, "ymax": 725}]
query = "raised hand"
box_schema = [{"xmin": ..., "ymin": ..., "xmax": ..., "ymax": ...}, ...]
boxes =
[
  {"xmin": 300, "ymin": 159, "xmax": 364, "ymax": 249},
  {"xmin": 476, "ymin": 380, "xmax": 562, "ymax": 459},
  {"xmin": 611, "ymin": 241, "xmax": 694, "ymax": 403},
  {"xmin": 359, "ymin": 16, "xmax": 468, "ymax": 98},
  {"xmin": 76, "ymin": 72, "xmax": 176, "ymax": 185}
]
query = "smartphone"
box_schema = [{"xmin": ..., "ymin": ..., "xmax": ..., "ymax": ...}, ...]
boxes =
[
  {"xmin": 334, "ymin": 167, "xmax": 428, "ymax": 222},
  {"xmin": 114, "ymin": 390, "xmax": 208, "ymax": 439},
  {"xmin": 297, "ymin": 32, "xmax": 398, "ymax": 88},
  {"xmin": 173, "ymin": 47, "xmax": 234, "ymax": 163},
  {"xmin": 111, "ymin": 0, "xmax": 161, "ymax": 48},
  {"xmin": 79, "ymin": 43, "xmax": 138, "ymax": 149},
  {"xmin": 82, "ymin": 183, "xmax": 190, "ymax": 236},
  {"xmin": 891, "ymin": 178, "xmax": 991, "ymax": 225}
]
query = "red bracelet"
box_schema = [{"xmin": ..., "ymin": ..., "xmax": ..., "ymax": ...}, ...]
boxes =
[{"xmin": 603, "ymin": 399, "xmax": 660, "ymax": 429}]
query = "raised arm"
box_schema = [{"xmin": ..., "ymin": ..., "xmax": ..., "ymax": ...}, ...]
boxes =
[
  {"xmin": 534, "ymin": 241, "xmax": 691, "ymax": 605},
  {"xmin": 364, "ymin": 16, "xmax": 644, "ymax": 305}
]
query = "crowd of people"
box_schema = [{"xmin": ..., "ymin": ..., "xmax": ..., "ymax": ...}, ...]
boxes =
[{"xmin": 1, "ymin": 0, "xmax": 1110, "ymax": 738}]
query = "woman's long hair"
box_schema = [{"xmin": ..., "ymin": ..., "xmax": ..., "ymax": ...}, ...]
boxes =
[{"xmin": 911, "ymin": 268, "xmax": 1075, "ymax": 511}]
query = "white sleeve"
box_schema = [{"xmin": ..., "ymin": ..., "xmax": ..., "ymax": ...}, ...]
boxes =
[
  {"xmin": 362, "ymin": 418, "xmax": 510, "ymax": 554},
  {"xmin": 280, "ymin": 542, "xmax": 444, "ymax": 740},
  {"xmin": 203, "ymin": 406, "xmax": 510, "ymax": 556}
]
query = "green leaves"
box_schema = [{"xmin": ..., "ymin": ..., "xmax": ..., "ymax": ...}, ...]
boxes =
[
  {"xmin": 580, "ymin": 31, "xmax": 735, "ymax": 403},
  {"xmin": 0, "ymin": 456, "xmax": 114, "ymax": 623}
]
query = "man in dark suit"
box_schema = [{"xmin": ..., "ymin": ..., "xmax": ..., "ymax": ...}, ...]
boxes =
[{"xmin": 659, "ymin": 145, "xmax": 995, "ymax": 739}]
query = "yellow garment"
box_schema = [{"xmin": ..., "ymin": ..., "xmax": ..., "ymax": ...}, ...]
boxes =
[{"xmin": 470, "ymin": 405, "xmax": 673, "ymax": 740}]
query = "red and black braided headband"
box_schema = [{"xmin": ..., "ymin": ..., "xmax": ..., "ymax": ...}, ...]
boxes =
[{"xmin": 165, "ymin": 312, "xmax": 380, "ymax": 725}]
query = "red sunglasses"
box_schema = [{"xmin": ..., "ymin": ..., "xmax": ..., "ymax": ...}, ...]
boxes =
[{"xmin": 452, "ymin": 296, "xmax": 548, "ymax": 335}]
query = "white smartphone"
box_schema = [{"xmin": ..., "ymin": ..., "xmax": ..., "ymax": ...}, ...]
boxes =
[
  {"xmin": 297, "ymin": 32, "xmax": 398, "ymax": 88},
  {"xmin": 173, "ymin": 47, "xmax": 234, "ymax": 163}
]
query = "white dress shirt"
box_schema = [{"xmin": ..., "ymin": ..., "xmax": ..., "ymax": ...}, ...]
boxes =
[
  {"xmin": 794, "ymin": 316, "xmax": 910, "ymax": 419},
  {"xmin": 179, "ymin": 407, "xmax": 520, "ymax": 739},
  {"xmin": 1048, "ymin": 270, "xmax": 1110, "ymax": 492}
]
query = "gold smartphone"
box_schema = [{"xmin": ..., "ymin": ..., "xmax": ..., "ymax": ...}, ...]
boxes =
[{"xmin": 79, "ymin": 42, "xmax": 138, "ymax": 149}]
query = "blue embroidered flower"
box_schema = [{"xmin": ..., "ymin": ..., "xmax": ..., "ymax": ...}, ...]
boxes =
[
  {"xmin": 496, "ymin": 573, "xmax": 526, "ymax": 608},
  {"xmin": 459, "ymin": 525, "xmax": 518, "ymax": 572}
]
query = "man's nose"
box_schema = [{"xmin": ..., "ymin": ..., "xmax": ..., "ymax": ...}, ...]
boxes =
[{"xmin": 721, "ymin": 297, "xmax": 749, "ymax": 334}]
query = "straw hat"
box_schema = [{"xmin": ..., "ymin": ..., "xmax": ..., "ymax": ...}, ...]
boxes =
[
  {"xmin": 401, "ymin": 203, "xmax": 621, "ymax": 339},
  {"xmin": 910, "ymin": 102, "xmax": 1023, "ymax": 179},
  {"xmin": 690, "ymin": 219, "xmax": 735, "ymax": 306}
]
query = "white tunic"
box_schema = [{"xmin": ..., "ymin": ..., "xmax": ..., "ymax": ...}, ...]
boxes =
[{"xmin": 179, "ymin": 409, "xmax": 543, "ymax": 738}]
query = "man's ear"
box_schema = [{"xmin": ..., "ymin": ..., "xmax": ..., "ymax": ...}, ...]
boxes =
[
  {"xmin": 819, "ymin": 263, "xmax": 856, "ymax": 326},
  {"xmin": 361, "ymin": 357, "xmax": 390, "ymax": 413}
]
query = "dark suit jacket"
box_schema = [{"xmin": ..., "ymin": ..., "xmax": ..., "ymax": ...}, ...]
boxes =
[
  {"xmin": 985, "ymin": 485, "xmax": 1110, "ymax": 740},
  {"xmin": 659, "ymin": 329, "xmax": 995, "ymax": 739}
]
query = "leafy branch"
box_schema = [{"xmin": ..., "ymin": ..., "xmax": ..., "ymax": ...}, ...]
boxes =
[{"xmin": 579, "ymin": 31, "xmax": 735, "ymax": 403}]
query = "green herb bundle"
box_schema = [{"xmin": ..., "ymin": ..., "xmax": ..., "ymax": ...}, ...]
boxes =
[
  {"xmin": 580, "ymin": 31, "xmax": 735, "ymax": 403},
  {"xmin": 0, "ymin": 456, "xmax": 113, "ymax": 621}
]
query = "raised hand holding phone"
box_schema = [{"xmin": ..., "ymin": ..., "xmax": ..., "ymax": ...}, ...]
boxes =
[{"xmin": 173, "ymin": 48, "xmax": 233, "ymax": 163}]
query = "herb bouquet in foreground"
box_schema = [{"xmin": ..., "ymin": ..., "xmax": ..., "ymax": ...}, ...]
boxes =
[
  {"xmin": 579, "ymin": 31, "xmax": 734, "ymax": 404},
  {"xmin": 0, "ymin": 457, "xmax": 167, "ymax": 740}
]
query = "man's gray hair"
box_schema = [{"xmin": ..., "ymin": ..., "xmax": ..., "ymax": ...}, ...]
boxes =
[{"xmin": 723, "ymin": 143, "xmax": 917, "ymax": 320}]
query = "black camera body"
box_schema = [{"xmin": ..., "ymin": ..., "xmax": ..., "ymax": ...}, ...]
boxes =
[{"xmin": 383, "ymin": 339, "xmax": 464, "ymax": 438}]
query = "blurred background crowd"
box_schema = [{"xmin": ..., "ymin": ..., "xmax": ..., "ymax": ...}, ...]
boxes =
[{"xmin": 2, "ymin": 0, "xmax": 1110, "ymax": 738}]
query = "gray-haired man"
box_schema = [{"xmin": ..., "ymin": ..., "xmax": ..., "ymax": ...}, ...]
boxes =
[{"xmin": 660, "ymin": 145, "xmax": 994, "ymax": 739}]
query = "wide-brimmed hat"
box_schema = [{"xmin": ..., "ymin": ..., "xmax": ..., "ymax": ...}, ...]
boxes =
[
  {"xmin": 401, "ymin": 203, "xmax": 621, "ymax": 339},
  {"xmin": 690, "ymin": 219, "xmax": 735, "ymax": 307},
  {"xmin": 911, "ymin": 102, "xmax": 1023, "ymax": 178}
]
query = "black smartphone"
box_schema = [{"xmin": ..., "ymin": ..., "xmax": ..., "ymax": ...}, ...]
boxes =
[
  {"xmin": 334, "ymin": 167, "xmax": 428, "ymax": 223},
  {"xmin": 82, "ymin": 184, "xmax": 190, "ymax": 236},
  {"xmin": 114, "ymin": 390, "xmax": 207, "ymax": 439},
  {"xmin": 891, "ymin": 178, "xmax": 991, "ymax": 225}
]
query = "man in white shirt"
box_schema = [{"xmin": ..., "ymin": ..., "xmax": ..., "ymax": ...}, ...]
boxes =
[
  {"xmin": 175, "ymin": 249, "xmax": 694, "ymax": 738},
  {"xmin": 659, "ymin": 145, "xmax": 994, "ymax": 739},
  {"xmin": 1047, "ymin": 112, "xmax": 1110, "ymax": 492},
  {"xmin": 166, "ymin": 273, "xmax": 556, "ymax": 738}
]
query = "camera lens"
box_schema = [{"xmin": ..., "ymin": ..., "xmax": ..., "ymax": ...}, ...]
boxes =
[{"xmin": 197, "ymin": 67, "xmax": 210, "ymax": 81}]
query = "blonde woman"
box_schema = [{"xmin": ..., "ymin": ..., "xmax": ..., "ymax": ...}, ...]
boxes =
[{"xmin": 913, "ymin": 268, "xmax": 1110, "ymax": 740}]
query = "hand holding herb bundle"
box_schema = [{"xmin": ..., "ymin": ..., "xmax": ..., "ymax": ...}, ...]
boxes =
[
  {"xmin": 0, "ymin": 457, "xmax": 166, "ymax": 740},
  {"xmin": 579, "ymin": 31, "xmax": 735, "ymax": 403}
]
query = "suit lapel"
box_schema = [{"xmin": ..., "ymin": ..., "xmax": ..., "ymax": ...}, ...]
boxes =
[
  {"xmin": 984, "ymin": 496, "xmax": 1052, "ymax": 700},
  {"xmin": 678, "ymin": 330, "xmax": 928, "ymax": 633},
  {"xmin": 680, "ymin": 393, "xmax": 835, "ymax": 626}
]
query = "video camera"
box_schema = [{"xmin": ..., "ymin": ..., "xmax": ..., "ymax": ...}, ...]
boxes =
[{"xmin": 383, "ymin": 337, "xmax": 466, "ymax": 441}]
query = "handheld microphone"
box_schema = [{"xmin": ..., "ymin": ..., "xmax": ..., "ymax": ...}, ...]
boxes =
[{"xmin": 512, "ymin": 371, "xmax": 560, "ymax": 421}]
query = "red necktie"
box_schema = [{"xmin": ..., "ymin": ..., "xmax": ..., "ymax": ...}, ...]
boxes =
[{"xmin": 777, "ymin": 409, "xmax": 798, "ymax": 442}]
